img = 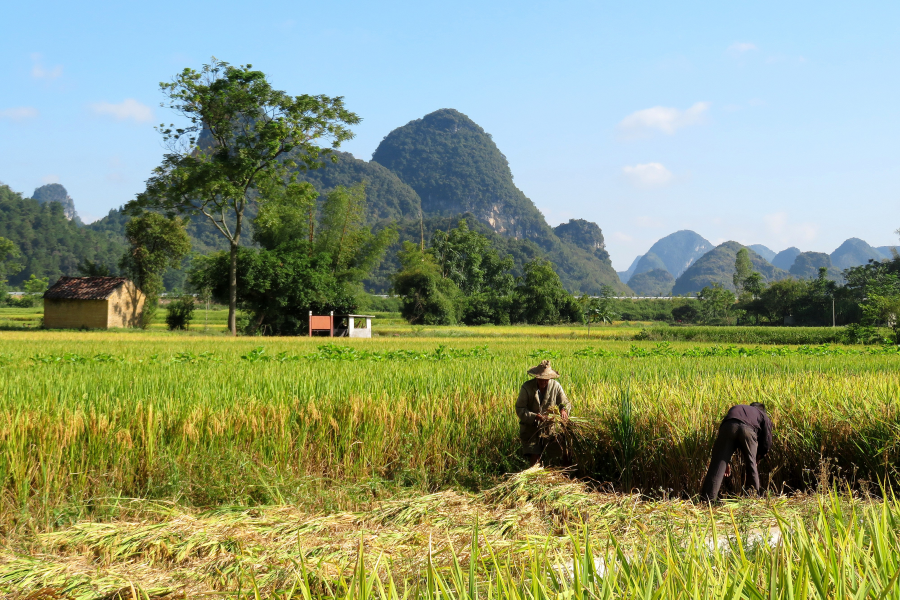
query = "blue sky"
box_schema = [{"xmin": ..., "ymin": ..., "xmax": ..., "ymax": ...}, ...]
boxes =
[{"xmin": 1, "ymin": 0, "xmax": 897, "ymax": 269}]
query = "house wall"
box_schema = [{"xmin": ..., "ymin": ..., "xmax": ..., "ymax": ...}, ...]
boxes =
[
  {"xmin": 107, "ymin": 282, "xmax": 145, "ymax": 328},
  {"xmin": 44, "ymin": 299, "xmax": 110, "ymax": 329}
]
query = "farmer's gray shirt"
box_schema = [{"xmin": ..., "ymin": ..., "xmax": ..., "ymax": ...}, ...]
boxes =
[{"xmin": 515, "ymin": 379, "xmax": 571, "ymax": 426}]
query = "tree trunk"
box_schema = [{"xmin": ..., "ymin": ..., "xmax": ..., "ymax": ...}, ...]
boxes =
[{"xmin": 229, "ymin": 241, "xmax": 238, "ymax": 336}]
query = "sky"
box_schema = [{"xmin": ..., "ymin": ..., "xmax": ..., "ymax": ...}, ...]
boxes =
[{"xmin": 1, "ymin": 0, "xmax": 898, "ymax": 270}]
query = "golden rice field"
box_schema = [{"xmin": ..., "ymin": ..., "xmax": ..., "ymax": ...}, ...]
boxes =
[{"xmin": 1, "ymin": 326, "xmax": 899, "ymax": 598}]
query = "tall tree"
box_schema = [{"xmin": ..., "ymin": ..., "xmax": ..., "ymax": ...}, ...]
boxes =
[
  {"xmin": 191, "ymin": 183, "xmax": 394, "ymax": 335},
  {"xmin": 698, "ymin": 283, "xmax": 735, "ymax": 324},
  {"xmin": 429, "ymin": 219, "xmax": 515, "ymax": 325},
  {"xmin": 0, "ymin": 237, "xmax": 22, "ymax": 282},
  {"xmin": 0, "ymin": 237, "xmax": 22, "ymax": 297},
  {"xmin": 128, "ymin": 58, "xmax": 360, "ymax": 334},
  {"xmin": 514, "ymin": 258, "xmax": 581, "ymax": 325},
  {"xmin": 733, "ymin": 248, "xmax": 753, "ymax": 297},
  {"xmin": 120, "ymin": 213, "xmax": 192, "ymax": 328},
  {"xmin": 392, "ymin": 242, "xmax": 461, "ymax": 325},
  {"xmin": 314, "ymin": 183, "xmax": 397, "ymax": 287}
]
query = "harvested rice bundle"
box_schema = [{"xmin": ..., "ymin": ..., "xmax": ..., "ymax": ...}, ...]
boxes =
[{"xmin": 537, "ymin": 406, "xmax": 595, "ymax": 464}]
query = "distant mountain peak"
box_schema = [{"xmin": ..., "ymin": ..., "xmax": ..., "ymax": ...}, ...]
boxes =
[
  {"xmin": 33, "ymin": 183, "xmax": 78, "ymax": 221},
  {"xmin": 831, "ymin": 238, "xmax": 885, "ymax": 270},
  {"xmin": 771, "ymin": 247, "xmax": 801, "ymax": 270},
  {"xmin": 672, "ymin": 241, "xmax": 788, "ymax": 295},
  {"xmin": 371, "ymin": 108, "xmax": 543, "ymax": 239},
  {"xmin": 748, "ymin": 244, "xmax": 776, "ymax": 262},
  {"xmin": 633, "ymin": 230, "xmax": 714, "ymax": 279},
  {"xmin": 370, "ymin": 108, "xmax": 624, "ymax": 292},
  {"xmin": 553, "ymin": 219, "xmax": 610, "ymax": 262},
  {"xmin": 790, "ymin": 251, "xmax": 834, "ymax": 279}
]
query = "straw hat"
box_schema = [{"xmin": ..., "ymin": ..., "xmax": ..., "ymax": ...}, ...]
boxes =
[{"xmin": 527, "ymin": 359, "xmax": 559, "ymax": 379}]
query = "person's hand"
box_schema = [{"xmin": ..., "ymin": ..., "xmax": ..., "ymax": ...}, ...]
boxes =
[
  {"xmin": 560, "ymin": 410, "xmax": 569, "ymax": 423},
  {"xmin": 535, "ymin": 413, "xmax": 547, "ymax": 423},
  {"xmin": 725, "ymin": 463, "xmax": 732, "ymax": 478}
]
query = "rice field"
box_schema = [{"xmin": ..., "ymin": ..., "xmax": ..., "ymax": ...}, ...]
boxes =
[{"xmin": 1, "ymin": 327, "xmax": 899, "ymax": 598}]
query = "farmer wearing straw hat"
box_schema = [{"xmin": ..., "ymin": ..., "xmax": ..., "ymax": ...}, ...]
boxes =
[{"xmin": 516, "ymin": 359, "xmax": 571, "ymax": 467}]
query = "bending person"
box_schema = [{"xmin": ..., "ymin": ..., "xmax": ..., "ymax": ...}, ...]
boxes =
[
  {"xmin": 515, "ymin": 359, "xmax": 571, "ymax": 467},
  {"xmin": 700, "ymin": 402, "xmax": 774, "ymax": 501}
]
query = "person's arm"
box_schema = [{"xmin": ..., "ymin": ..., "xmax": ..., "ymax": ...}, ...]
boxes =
[
  {"xmin": 556, "ymin": 382, "xmax": 572, "ymax": 418},
  {"xmin": 758, "ymin": 414, "xmax": 773, "ymax": 461},
  {"xmin": 515, "ymin": 384, "xmax": 539, "ymax": 425}
]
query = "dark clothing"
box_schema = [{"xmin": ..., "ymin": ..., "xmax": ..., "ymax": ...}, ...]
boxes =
[
  {"xmin": 700, "ymin": 405, "xmax": 774, "ymax": 501},
  {"xmin": 721, "ymin": 405, "xmax": 773, "ymax": 460}
]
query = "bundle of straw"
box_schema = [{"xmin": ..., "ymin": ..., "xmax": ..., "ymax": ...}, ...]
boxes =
[{"xmin": 537, "ymin": 406, "xmax": 594, "ymax": 463}]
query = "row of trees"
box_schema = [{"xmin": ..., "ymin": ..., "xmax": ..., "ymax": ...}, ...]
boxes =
[
  {"xmin": 393, "ymin": 220, "xmax": 584, "ymax": 325},
  {"xmin": 188, "ymin": 183, "xmax": 395, "ymax": 335},
  {"xmin": 117, "ymin": 58, "xmax": 614, "ymax": 333},
  {"xmin": 10, "ymin": 57, "xmax": 897, "ymax": 337},
  {"xmin": 688, "ymin": 247, "xmax": 900, "ymax": 342}
]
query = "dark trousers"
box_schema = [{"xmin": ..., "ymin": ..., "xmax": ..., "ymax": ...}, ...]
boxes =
[{"xmin": 700, "ymin": 420, "xmax": 760, "ymax": 501}]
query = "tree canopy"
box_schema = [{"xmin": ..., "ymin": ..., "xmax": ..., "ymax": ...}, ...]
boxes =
[
  {"xmin": 129, "ymin": 58, "xmax": 360, "ymax": 334},
  {"xmin": 0, "ymin": 184, "xmax": 123, "ymax": 287},
  {"xmin": 191, "ymin": 184, "xmax": 395, "ymax": 335}
]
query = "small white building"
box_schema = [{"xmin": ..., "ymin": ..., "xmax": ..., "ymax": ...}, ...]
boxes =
[{"xmin": 336, "ymin": 314, "xmax": 375, "ymax": 338}]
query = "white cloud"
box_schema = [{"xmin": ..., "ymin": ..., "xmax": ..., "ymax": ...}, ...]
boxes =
[
  {"xmin": 763, "ymin": 211, "xmax": 788, "ymax": 234},
  {"xmin": 766, "ymin": 54, "xmax": 807, "ymax": 66},
  {"xmin": 728, "ymin": 42, "xmax": 758, "ymax": 54},
  {"xmin": 0, "ymin": 106, "xmax": 39, "ymax": 121},
  {"xmin": 618, "ymin": 102, "xmax": 710, "ymax": 138},
  {"xmin": 90, "ymin": 99, "xmax": 154, "ymax": 123},
  {"xmin": 635, "ymin": 216, "xmax": 665, "ymax": 228},
  {"xmin": 41, "ymin": 174, "xmax": 59, "ymax": 184},
  {"xmin": 30, "ymin": 54, "xmax": 63, "ymax": 80},
  {"xmin": 612, "ymin": 232, "xmax": 633, "ymax": 243},
  {"xmin": 622, "ymin": 163, "xmax": 673, "ymax": 188},
  {"xmin": 763, "ymin": 211, "xmax": 819, "ymax": 245},
  {"xmin": 79, "ymin": 212, "xmax": 102, "ymax": 224}
]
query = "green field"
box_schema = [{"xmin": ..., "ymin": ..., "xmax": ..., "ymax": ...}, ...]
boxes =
[{"xmin": 1, "ymin": 325, "xmax": 899, "ymax": 598}]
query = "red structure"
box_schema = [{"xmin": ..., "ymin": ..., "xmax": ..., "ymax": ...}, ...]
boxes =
[{"xmin": 308, "ymin": 311, "xmax": 334, "ymax": 337}]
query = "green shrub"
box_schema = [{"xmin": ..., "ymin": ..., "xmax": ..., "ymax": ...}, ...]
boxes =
[
  {"xmin": 165, "ymin": 294, "xmax": 196, "ymax": 331},
  {"xmin": 5, "ymin": 295, "xmax": 35, "ymax": 308},
  {"xmin": 633, "ymin": 326, "xmax": 847, "ymax": 345}
]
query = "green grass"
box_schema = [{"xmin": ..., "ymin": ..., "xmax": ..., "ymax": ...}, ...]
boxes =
[
  {"xmin": 0, "ymin": 331, "xmax": 897, "ymax": 519},
  {"xmin": 0, "ymin": 306, "xmax": 43, "ymax": 329},
  {"xmin": 1, "ymin": 328, "xmax": 899, "ymax": 596},
  {"xmin": 634, "ymin": 325, "xmax": 854, "ymax": 345}
]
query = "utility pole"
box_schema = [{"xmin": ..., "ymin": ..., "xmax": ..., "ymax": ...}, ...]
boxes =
[{"xmin": 832, "ymin": 296, "xmax": 836, "ymax": 327}]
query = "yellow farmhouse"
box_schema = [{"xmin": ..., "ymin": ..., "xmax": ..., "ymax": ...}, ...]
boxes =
[{"xmin": 43, "ymin": 277, "xmax": 145, "ymax": 329}]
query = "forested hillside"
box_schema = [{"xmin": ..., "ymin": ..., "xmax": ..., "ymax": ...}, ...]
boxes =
[
  {"xmin": 830, "ymin": 238, "xmax": 885, "ymax": 270},
  {"xmin": 369, "ymin": 109, "xmax": 625, "ymax": 293},
  {"xmin": 177, "ymin": 113, "xmax": 627, "ymax": 294},
  {"xmin": 32, "ymin": 183, "xmax": 79, "ymax": 222},
  {"xmin": 293, "ymin": 150, "xmax": 422, "ymax": 223},
  {"xmin": 372, "ymin": 109, "xmax": 547, "ymax": 238},
  {"xmin": 790, "ymin": 252, "xmax": 834, "ymax": 279},
  {"xmin": 633, "ymin": 230, "xmax": 713, "ymax": 279},
  {"xmin": 627, "ymin": 268, "xmax": 675, "ymax": 296},
  {"xmin": 0, "ymin": 184, "xmax": 123, "ymax": 286},
  {"xmin": 672, "ymin": 241, "xmax": 789, "ymax": 295}
]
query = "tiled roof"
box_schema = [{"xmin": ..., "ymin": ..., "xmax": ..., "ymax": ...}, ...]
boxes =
[{"xmin": 44, "ymin": 277, "xmax": 129, "ymax": 300}]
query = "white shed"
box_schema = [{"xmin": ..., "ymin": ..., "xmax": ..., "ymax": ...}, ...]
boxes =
[{"xmin": 336, "ymin": 314, "xmax": 375, "ymax": 338}]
